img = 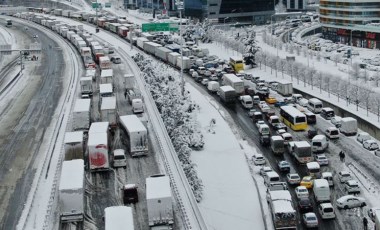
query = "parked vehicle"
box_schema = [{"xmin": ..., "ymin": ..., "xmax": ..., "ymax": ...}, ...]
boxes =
[
  {"xmin": 265, "ymin": 96, "xmax": 277, "ymax": 104},
  {"xmin": 313, "ymin": 179, "xmax": 330, "ymax": 203},
  {"xmin": 269, "ymin": 115, "xmax": 281, "ymax": 127},
  {"xmin": 363, "ymin": 140, "xmax": 379, "ymax": 150},
  {"xmin": 295, "ymin": 186, "xmax": 309, "ymax": 199},
  {"xmin": 58, "ymin": 159, "xmax": 84, "ymax": 223},
  {"xmin": 311, "ymin": 135, "xmax": 328, "ymax": 153},
  {"xmin": 320, "ymin": 107, "xmax": 335, "ymax": 120},
  {"xmin": 104, "ymin": 206, "xmax": 134, "ymax": 230},
  {"xmin": 339, "ymin": 117, "xmax": 357, "ymax": 136},
  {"xmin": 318, "ymin": 203, "xmax": 336, "ymax": 219},
  {"xmin": 336, "ymin": 195, "xmax": 366, "ymax": 209},
  {"xmin": 292, "ymin": 94, "xmax": 303, "ymax": 103},
  {"xmin": 304, "ymin": 111, "xmax": 317, "ymax": 125},
  {"xmin": 345, "ymin": 180, "xmax": 360, "ymax": 194},
  {"xmin": 252, "ymin": 154, "xmax": 266, "ymax": 165},
  {"xmin": 252, "ymin": 111, "xmax": 264, "ymax": 122},
  {"xmin": 146, "ymin": 175, "xmax": 174, "ymax": 227},
  {"xmin": 326, "ymin": 127, "xmax": 340, "ymax": 139},
  {"xmin": 271, "ymin": 136, "xmax": 285, "ymax": 155},
  {"xmin": 331, "ymin": 116, "xmax": 342, "ymax": 128},
  {"xmin": 338, "ymin": 171, "xmax": 352, "ymax": 183},
  {"xmin": 302, "ymin": 212, "xmax": 318, "ymax": 228},
  {"xmin": 322, "ymin": 172, "xmax": 334, "ymax": 187},
  {"xmin": 260, "ymin": 166, "xmax": 273, "ymax": 176}
]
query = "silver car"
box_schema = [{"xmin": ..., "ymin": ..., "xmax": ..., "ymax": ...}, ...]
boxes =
[{"xmin": 302, "ymin": 212, "xmax": 318, "ymax": 228}]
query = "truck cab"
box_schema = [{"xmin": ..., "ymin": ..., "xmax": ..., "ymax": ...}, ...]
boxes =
[{"xmin": 122, "ymin": 184, "xmax": 138, "ymax": 204}]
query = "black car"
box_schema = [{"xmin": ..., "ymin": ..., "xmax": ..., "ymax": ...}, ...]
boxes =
[
  {"xmin": 298, "ymin": 198, "xmax": 313, "ymax": 213},
  {"xmin": 308, "ymin": 129, "xmax": 318, "ymax": 139},
  {"xmin": 260, "ymin": 135, "xmax": 270, "ymax": 147}
]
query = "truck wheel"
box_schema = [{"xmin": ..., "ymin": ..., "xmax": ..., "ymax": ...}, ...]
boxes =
[{"xmin": 344, "ymin": 205, "xmax": 349, "ymax": 209}]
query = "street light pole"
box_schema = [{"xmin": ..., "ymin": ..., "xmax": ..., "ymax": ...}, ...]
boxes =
[
  {"xmin": 271, "ymin": 14, "xmax": 276, "ymax": 35},
  {"xmin": 176, "ymin": 0, "xmax": 185, "ymax": 96}
]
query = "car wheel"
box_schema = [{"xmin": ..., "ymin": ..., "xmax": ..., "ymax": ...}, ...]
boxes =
[{"xmin": 361, "ymin": 202, "xmax": 366, "ymax": 207}]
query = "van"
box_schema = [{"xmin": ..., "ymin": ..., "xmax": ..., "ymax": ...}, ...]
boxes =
[
  {"xmin": 307, "ymin": 98, "xmax": 323, "ymax": 113},
  {"xmin": 240, "ymin": 95, "xmax": 253, "ymax": 109},
  {"xmin": 322, "ymin": 172, "xmax": 334, "ymax": 187},
  {"xmin": 312, "ymin": 135, "xmax": 329, "ymax": 153},
  {"xmin": 132, "ymin": 98, "xmax": 144, "ymax": 114},
  {"xmin": 304, "ymin": 111, "xmax": 316, "ymax": 124},
  {"xmin": 197, "ymin": 66, "xmax": 206, "ymax": 75},
  {"xmin": 318, "ymin": 203, "xmax": 336, "ymax": 219},
  {"xmin": 253, "ymin": 95, "xmax": 260, "ymax": 104},
  {"xmin": 298, "ymin": 98, "xmax": 309, "ymax": 107},
  {"xmin": 264, "ymin": 171, "xmax": 280, "ymax": 186},
  {"xmin": 259, "ymin": 124, "xmax": 270, "ymax": 136},
  {"xmin": 326, "ymin": 127, "xmax": 340, "ymax": 139},
  {"xmin": 313, "ymin": 179, "xmax": 331, "ymax": 203},
  {"xmin": 113, "ymin": 149, "xmax": 127, "ymax": 168},
  {"xmin": 292, "ymin": 94, "xmax": 303, "ymax": 103},
  {"xmin": 320, "ymin": 107, "xmax": 335, "ymax": 120},
  {"xmin": 252, "ymin": 112, "xmax": 264, "ymax": 122}
]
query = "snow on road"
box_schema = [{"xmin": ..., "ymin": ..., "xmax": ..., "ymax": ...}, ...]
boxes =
[{"xmin": 187, "ymin": 85, "xmax": 265, "ymax": 230}]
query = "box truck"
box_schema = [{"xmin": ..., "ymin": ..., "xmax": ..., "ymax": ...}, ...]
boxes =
[
  {"xmin": 146, "ymin": 175, "xmax": 174, "ymax": 227},
  {"xmin": 100, "ymin": 69, "xmax": 113, "ymax": 84},
  {"xmin": 123, "ymin": 74, "xmax": 135, "ymax": 91},
  {"xmin": 59, "ymin": 159, "xmax": 84, "ymax": 223},
  {"xmin": 64, "ymin": 131, "xmax": 84, "ymax": 160},
  {"xmin": 222, "ymin": 74, "xmax": 244, "ymax": 95},
  {"xmin": 143, "ymin": 41, "xmax": 162, "ymax": 55},
  {"xmin": 313, "ymin": 179, "xmax": 331, "ymax": 203},
  {"xmin": 218, "ymin": 86, "xmax": 236, "ymax": 105},
  {"xmin": 277, "ymin": 82, "xmax": 293, "ymax": 96},
  {"xmin": 88, "ymin": 122, "xmax": 110, "ymax": 171},
  {"xmin": 80, "ymin": 77, "xmax": 93, "ymax": 98},
  {"xmin": 119, "ymin": 115, "xmax": 148, "ymax": 157},
  {"xmin": 72, "ymin": 99, "xmax": 91, "ymax": 131},
  {"xmin": 104, "ymin": 206, "xmax": 134, "ymax": 230},
  {"xmin": 100, "ymin": 97, "xmax": 117, "ymax": 128},
  {"xmin": 339, "ymin": 117, "xmax": 357, "ymax": 136},
  {"xmin": 168, "ymin": 52, "xmax": 180, "ymax": 66},
  {"xmin": 99, "ymin": 56, "xmax": 112, "ymax": 70}
]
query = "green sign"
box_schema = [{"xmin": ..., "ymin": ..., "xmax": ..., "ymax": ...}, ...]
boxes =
[
  {"xmin": 142, "ymin": 23, "xmax": 178, "ymax": 32},
  {"xmin": 92, "ymin": 2, "xmax": 101, "ymax": 8},
  {"xmin": 105, "ymin": 2, "xmax": 111, "ymax": 8}
]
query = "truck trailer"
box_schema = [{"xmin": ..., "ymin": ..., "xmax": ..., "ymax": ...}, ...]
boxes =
[
  {"xmin": 277, "ymin": 82, "xmax": 293, "ymax": 96},
  {"xmin": 100, "ymin": 69, "xmax": 113, "ymax": 84},
  {"xmin": 80, "ymin": 77, "xmax": 93, "ymax": 98},
  {"xmin": 218, "ymin": 86, "xmax": 236, "ymax": 105},
  {"xmin": 146, "ymin": 175, "xmax": 174, "ymax": 227},
  {"xmin": 222, "ymin": 74, "xmax": 244, "ymax": 95},
  {"xmin": 72, "ymin": 99, "xmax": 91, "ymax": 131},
  {"xmin": 88, "ymin": 122, "xmax": 110, "ymax": 171},
  {"xmin": 99, "ymin": 56, "xmax": 112, "ymax": 70},
  {"xmin": 100, "ymin": 97, "xmax": 117, "ymax": 128},
  {"xmin": 119, "ymin": 115, "xmax": 148, "ymax": 156},
  {"xmin": 64, "ymin": 131, "xmax": 84, "ymax": 160},
  {"xmin": 59, "ymin": 159, "xmax": 84, "ymax": 223}
]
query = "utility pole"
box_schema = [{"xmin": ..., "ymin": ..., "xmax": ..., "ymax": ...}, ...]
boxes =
[{"xmin": 176, "ymin": 0, "xmax": 184, "ymax": 96}]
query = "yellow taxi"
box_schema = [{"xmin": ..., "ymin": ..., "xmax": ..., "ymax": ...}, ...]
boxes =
[
  {"xmin": 300, "ymin": 176, "xmax": 314, "ymax": 189},
  {"xmin": 265, "ymin": 96, "xmax": 277, "ymax": 104}
]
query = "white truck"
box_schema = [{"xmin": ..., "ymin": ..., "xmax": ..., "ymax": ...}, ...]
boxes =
[
  {"xmin": 100, "ymin": 69, "xmax": 113, "ymax": 84},
  {"xmin": 132, "ymin": 98, "xmax": 144, "ymax": 114},
  {"xmin": 99, "ymin": 83, "xmax": 113, "ymax": 97},
  {"xmin": 137, "ymin": 37, "xmax": 149, "ymax": 49},
  {"xmin": 155, "ymin": 47, "xmax": 172, "ymax": 61},
  {"xmin": 72, "ymin": 99, "xmax": 91, "ymax": 131},
  {"xmin": 88, "ymin": 122, "xmax": 110, "ymax": 171},
  {"xmin": 143, "ymin": 41, "xmax": 162, "ymax": 55},
  {"xmin": 104, "ymin": 206, "xmax": 134, "ymax": 230},
  {"xmin": 313, "ymin": 179, "xmax": 331, "ymax": 203},
  {"xmin": 119, "ymin": 115, "xmax": 148, "ymax": 156},
  {"xmin": 146, "ymin": 175, "xmax": 174, "ymax": 227},
  {"xmin": 276, "ymin": 82, "xmax": 293, "ymax": 96},
  {"xmin": 207, "ymin": 81, "xmax": 220, "ymax": 93},
  {"xmin": 339, "ymin": 117, "xmax": 357, "ymax": 136},
  {"xmin": 168, "ymin": 52, "xmax": 180, "ymax": 66},
  {"xmin": 64, "ymin": 131, "xmax": 84, "ymax": 160},
  {"xmin": 266, "ymin": 190, "xmax": 297, "ymax": 229},
  {"xmin": 99, "ymin": 56, "xmax": 112, "ymax": 70},
  {"xmin": 123, "ymin": 74, "xmax": 135, "ymax": 91},
  {"xmin": 100, "ymin": 97, "xmax": 117, "ymax": 128},
  {"xmin": 86, "ymin": 69, "xmax": 96, "ymax": 80},
  {"xmin": 222, "ymin": 73, "xmax": 244, "ymax": 95},
  {"xmin": 59, "ymin": 159, "xmax": 84, "ymax": 223},
  {"xmin": 80, "ymin": 77, "xmax": 93, "ymax": 98},
  {"xmin": 176, "ymin": 56, "xmax": 191, "ymax": 71}
]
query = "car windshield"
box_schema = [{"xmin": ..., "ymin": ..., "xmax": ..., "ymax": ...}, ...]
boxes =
[
  {"xmin": 331, "ymin": 130, "xmax": 339, "ymax": 135},
  {"xmin": 291, "ymin": 175, "xmax": 299, "ymax": 179},
  {"xmin": 299, "ymin": 188, "xmax": 307, "ymax": 193},
  {"xmin": 307, "ymin": 216, "xmax": 317, "ymax": 221},
  {"xmin": 324, "ymin": 207, "xmax": 334, "ymax": 212}
]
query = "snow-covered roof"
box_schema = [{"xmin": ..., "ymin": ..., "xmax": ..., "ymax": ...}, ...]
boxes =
[
  {"xmin": 81, "ymin": 47, "xmax": 91, "ymax": 51},
  {"xmin": 268, "ymin": 190, "xmax": 292, "ymax": 201},
  {"xmin": 219, "ymin": 85, "xmax": 235, "ymax": 92},
  {"xmin": 59, "ymin": 159, "xmax": 84, "ymax": 190},
  {"xmin": 308, "ymin": 98, "xmax": 322, "ymax": 104},
  {"xmin": 137, "ymin": 37, "xmax": 149, "ymax": 42},
  {"xmin": 313, "ymin": 179, "xmax": 329, "ymax": 187},
  {"xmin": 89, "ymin": 122, "xmax": 109, "ymax": 134},
  {"xmin": 105, "ymin": 206, "xmax": 134, "ymax": 230},
  {"xmin": 341, "ymin": 117, "xmax": 357, "ymax": 122},
  {"xmin": 93, "ymin": 45, "xmax": 103, "ymax": 50},
  {"xmin": 113, "ymin": 149, "xmax": 125, "ymax": 157},
  {"xmin": 322, "ymin": 172, "xmax": 333, "ymax": 177},
  {"xmin": 124, "ymin": 184, "xmax": 137, "ymax": 190},
  {"xmin": 169, "ymin": 52, "xmax": 180, "ymax": 57},
  {"xmin": 145, "ymin": 41, "xmax": 162, "ymax": 47},
  {"xmin": 146, "ymin": 175, "xmax": 172, "ymax": 200},
  {"xmin": 64, "ymin": 131, "xmax": 83, "ymax": 144},
  {"xmin": 119, "ymin": 115, "xmax": 146, "ymax": 133},
  {"xmin": 88, "ymin": 132, "xmax": 108, "ymax": 146},
  {"xmin": 266, "ymin": 171, "xmax": 279, "ymax": 178},
  {"xmin": 101, "ymin": 96, "xmax": 116, "ymax": 110},
  {"xmin": 123, "ymin": 74, "xmax": 134, "ymax": 78},
  {"xmin": 86, "ymin": 69, "xmax": 96, "ymax": 76},
  {"xmin": 99, "ymin": 56, "xmax": 110, "ymax": 62},
  {"xmin": 322, "ymin": 107, "xmax": 334, "ymax": 112},
  {"xmin": 156, "ymin": 47, "xmax": 172, "ymax": 53},
  {"xmin": 223, "ymin": 74, "xmax": 243, "ymax": 83},
  {"xmin": 101, "ymin": 69, "xmax": 113, "ymax": 77},
  {"xmin": 272, "ymin": 200, "xmax": 295, "ymax": 214},
  {"xmin": 294, "ymin": 141, "xmax": 311, "ymax": 148},
  {"xmin": 271, "ymin": 136, "xmax": 283, "ymax": 141},
  {"xmin": 306, "ymin": 161, "xmax": 320, "ymax": 169},
  {"xmin": 73, "ymin": 99, "xmax": 91, "ymax": 112},
  {"xmin": 80, "ymin": 76, "xmax": 92, "ymax": 82},
  {"xmin": 99, "ymin": 84, "xmax": 113, "ymax": 93}
]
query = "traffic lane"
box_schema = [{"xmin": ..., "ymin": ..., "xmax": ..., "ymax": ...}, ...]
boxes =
[{"xmin": 0, "ymin": 21, "xmax": 65, "ymax": 228}]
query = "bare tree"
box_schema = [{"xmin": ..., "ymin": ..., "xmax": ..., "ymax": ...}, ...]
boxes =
[
  {"xmin": 331, "ymin": 54, "xmax": 341, "ymax": 66},
  {"xmin": 287, "ymin": 61, "xmax": 294, "ymax": 81},
  {"xmin": 330, "ymin": 77, "xmax": 341, "ymax": 102},
  {"xmin": 339, "ymin": 79, "xmax": 350, "ymax": 106},
  {"xmin": 359, "ymin": 85, "xmax": 372, "ymax": 116},
  {"xmin": 351, "ymin": 63, "xmax": 361, "ymax": 81},
  {"xmin": 323, "ymin": 74, "xmax": 332, "ymax": 97},
  {"xmin": 372, "ymin": 71, "xmax": 380, "ymax": 87},
  {"xmin": 262, "ymin": 52, "xmax": 269, "ymax": 71},
  {"xmin": 371, "ymin": 92, "xmax": 380, "ymax": 121},
  {"xmin": 316, "ymin": 52, "xmax": 321, "ymax": 62},
  {"xmin": 279, "ymin": 59, "xmax": 287, "ymax": 78},
  {"xmin": 349, "ymin": 83, "xmax": 360, "ymax": 110},
  {"xmin": 316, "ymin": 71, "xmax": 324, "ymax": 94},
  {"xmin": 293, "ymin": 64, "xmax": 300, "ymax": 84},
  {"xmin": 307, "ymin": 68, "xmax": 317, "ymax": 89},
  {"xmin": 256, "ymin": 51, "xmax": 263, "ymax": 69}
]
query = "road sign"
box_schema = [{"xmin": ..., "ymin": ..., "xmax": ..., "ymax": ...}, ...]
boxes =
[
  {"xmin": 92, "ymin": 2, "xmax": 100, "ymax": 8},
  {"xmin": 105, "ymin": 2, "xmax": 111, "ymax": 8},
  {"xmin": 142, "ymin": 23, "xmax": 178, "ymax": 32}
]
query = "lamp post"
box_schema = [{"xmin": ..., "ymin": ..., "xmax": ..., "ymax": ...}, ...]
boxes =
[
  {"xmin": 176, "ymin": 0, "xmax": 185, "ymax": 96},
  {"xmin": 223, "ymin": 16, "xmax": 229, "ymax": 26},
  {"xmin": 270, "ymin": 14, "xmax": 276, "ymax": 35}
]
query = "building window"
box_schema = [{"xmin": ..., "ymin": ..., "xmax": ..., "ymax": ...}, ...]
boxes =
[
  {"xmin": 209, "ymin": 12, "xmax": 216, "ymax": 15},
  {"xmin": 209, "ymin": 3, "xmax": 218, "ymax": 6}
]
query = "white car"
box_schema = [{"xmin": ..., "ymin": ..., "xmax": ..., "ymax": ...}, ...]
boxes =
[
  {"xmin": 336, "ymin": 195, "xmax": 366, "ymax": 209},
  {"xmin": 209, "ymin": 74, "xmax": 218, "ymax": 81},
  {"xmin": 315, "ymin": 154, "xmax": 329, "ymax": 166},
  {"xmin": 260, "ymin": 166, "xmax": 273, "ymax": 176},
  {"xmin": 287, "ymin": 173, "xmax": 301, "ymax": 185},
  {"xmin": 357, "ymin": 132, "xmax": 371, "ymax": 143},
  {"xmin": 256, "ymin": 120, "xmax": 265, "ymax": 129},
  {"xmin": 331, "ymin": 116, "xmax": 342, "ymax": 128},
  {"xmin": 338, "ymin": 171, "xmax": 352, "ymax": 183},
  {"xmin": 204, "ymin": 70, "xmax": 212, "ymax": 77},
  {"xmin": 295, "ymin": 186, "xmax": 309, "ymax": 199},
  {"xmin": 318, "ymin": 203, "xmax": 336, "ymax": 220},
  {"xmin": 302, "ymin": 212, "xmax": 318, "ymax": 228},
  {"xmin": 276, "ymin": 129, "xmax": 286, "ymax": 135},
  {"xmin": 363, "ymin": 140, "xmax": 379, "ymax": 151},
  {"xmin": 201, "ymin": 78, "xmax": 209, "ymax": 86},
  {"xmin": 192, "ymin": 71, "xmax": 199, "ymax": 78},
  {"xmin": 345, "ymin": 180, "xmax": 360, "ymax": 194},
  {"xmin": 252, "ymin": 154, "xmax": 266, "ymax": 165},
  {"xmin": 326, "ymin": 127, "xmax": 340, "ymax": 139}
]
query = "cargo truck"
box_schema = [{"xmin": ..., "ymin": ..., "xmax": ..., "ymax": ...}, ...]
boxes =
[
  {"xmin": 80, "ymin": 77, "xmax": 93, "ymax": 98},
  {"xmin": 92, "ymin": 45, "xmax": 104, "ymax": 63},
  {"xmin": 100, "ymin": 97, "xmax": 117, "ymax": 128},
  {"xmin": 144, "ymin": 42, "xmax": 162, "ymax": 55},
  {"xmin": 104, "ymin": 206, "xmax": 134, "ymax": 230},
  {"xmin": 100, "ymin": 69, "xmax": 113, "ymax": 84},
  {"xmin": 99, "ymin": 84, "xmax": 113, "ymax": 97},
  {"xmin": 118, "ymin": 26, "xmax": 129, "ymax": 37},
  {"xmin": 168, "ymin": 52, "xmax": 180, "ymax": 66},
  {"xmin": 267, "ymin": 190, "xmax": 297, "ymax": 229},
  {"xmin": 123, "ymin": 74, "xmax": 135, "ymax": 91},
  {"xmin": 155, "ymin": 47, "xmax": 172, "ymax": 62},
  {"xmin": 88, "ymin": 122, "xmax": 110, "ymax": 171},
  {"xmin": 59, "ymin": 159, "xmax": 84, "ymax": 223},
  {"xmin": 86, "ymin": 69, "xmax": 96, "ymax": 80},
  {"xmin": 218, "ymin": 86, "xmax": 236, "ymax": 105},
  {"xmin": 207, "ymin": 81, "xmax": 220, "ymax": 93},
  {"xmin": 222, "ymin": 74, "xmax": 244, "ymax": 95},
  {"xmin": 271, "ymin": 136, "xmax": 285, "ymax": 155},
  {"xmin": 119, "ymin": 115, "xmax": 148, "ymax": 156},
  {"xmin": 339, "ymin": 117, "xmax": 357, "ymax": 136},
  {"xmin": 99, "ymin": 56, "xmax": 112, "ymax": 70},
  {"xmin": 176, "ymin": 56, "xmax": 191, "ymax": 71},
  {"xmin": 137, "ymin": 37, "xmax": 149, "ymax": 49},
  {"xmin": 64, "ymin": 131, "xmax": 84, "ymax": 160},
  {"xmin": 146, "ymin": 175, "xmax": 174, "ymax": 227},
  {"xmin": 127, "ymin": 88, "xmax": 142, "ymax": 105},
  {"xmin": 277, "ymin": 82, "xmax": 293, "ymax": 96},
  {"xmin": 73, "ymin": 99, "xmax": 91, "ymax": 131}
]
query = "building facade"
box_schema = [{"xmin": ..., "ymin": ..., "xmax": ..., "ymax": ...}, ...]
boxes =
[
  {"xmin": 320, "ymin": 0, "xmax": 380, "ymax": 48},
  {"xmin": 286, "ymin": 0, "xmax": 308, "ymax": 11}
]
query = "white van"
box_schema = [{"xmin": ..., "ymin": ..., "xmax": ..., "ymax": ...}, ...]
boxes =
[
  {"xmin": 264, "ymin": 171, "xmax": 280, "ymax": 186},
  {"xmin": 312, "ymin": 135, "xmax": 329, "ymax": 153},
  {"xmin": 320, "ymin": 107, "xmax": 335, "ymax": 120},
  {"xmin": 258, "ymin": 124, "xmax": 270, "ymax": 136},
  {"xmin": 326, "ymin": 127, "xmax": 340, "ymax": 139},
  {"xmin": 240, "ymin": 95, "xmax": 253, "ymax": 109},
  {"xmin": 322, "ymin": 172, "xmax": 334, "ymax": 187},
  {"xmin": 313, "ymin": 179, "xmax": 331, "ymax": 203},
  {"xmin": 318, "ymin": 203, "xmax": 336, "ymax": 219},
  {"xmin": 307, "ymin": 98, "xmax": 323, "ymax": 113},
  {"xmin": 113, "ymin": 149, "xmax": 127, "ymax": 168},
  {"xmin": 132, "ymin": 98, "xmax": 144, "ymax": 114},
  {"xmin": 253, "ymin": 95, "xmax": 260, "ymax": 104}
]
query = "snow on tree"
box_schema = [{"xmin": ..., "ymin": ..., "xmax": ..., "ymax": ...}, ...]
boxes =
[
  {"xmin": 278, "ymin": 59, "xmax": 287, "ymax": 78},
  {"xmin": 370, "ymin": 92, "xmax": 380, "ymax": 121},
  {"xmin": 275, "ymin": 1, "xmax": 287, "ymax": 13},
  {"xmin": 331, "ymin": 54, "xmax": 341, "ymax": 66},
  {"xmin": 350, "ymin": 63, "xmax": 361, "ymax": 81},
  {"xmin": 359, "ymin": 85, "xmax": 372, "ymax": 116},
  {"xmin": 372, "ymin": 70, "xmax": 380, "ymax": 87},
  {"xmin": 133, "ymin": 54, "xmax": 204, "ymax": 201}
]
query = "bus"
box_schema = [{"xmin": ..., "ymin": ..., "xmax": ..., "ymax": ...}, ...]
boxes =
[
  {"xmin": 229, "ymin": 56, "xmax": 244, "ymax": 72},
  {"xmin": 279, "ymin": 106, "xmax": 308, "ymax": 131},
  {"xmin": 104, "ymin": 206, "xmax": 134, "ymax": 230}
]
